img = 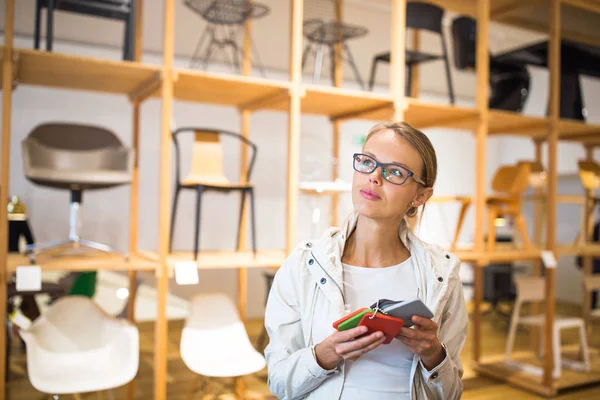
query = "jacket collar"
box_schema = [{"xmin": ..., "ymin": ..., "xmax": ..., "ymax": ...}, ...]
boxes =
[{"xmin": 307, "ymin": 210, "xmax": 440, "ymax": 311}]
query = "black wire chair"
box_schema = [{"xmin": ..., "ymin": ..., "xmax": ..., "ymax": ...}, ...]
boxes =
[
  {"xmin": 302, "ymin": 0, "xmax": 368, "ymax": 89},
  {"xmin": 184, "ymin": 0, "xmax": 270, "ymax": 76}
]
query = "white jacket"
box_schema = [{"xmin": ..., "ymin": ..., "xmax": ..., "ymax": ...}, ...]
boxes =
[{"xmin": 264, "ymin": 211, "xmax": 468, "ymax": 400}]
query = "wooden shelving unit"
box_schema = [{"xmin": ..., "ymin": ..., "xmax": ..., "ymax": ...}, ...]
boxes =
[{"xmin": 2, "ymin": 0, "xmax": 600, "ymax": 399}]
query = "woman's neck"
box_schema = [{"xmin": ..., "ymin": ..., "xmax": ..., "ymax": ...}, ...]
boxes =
[{"xmin": 342, "ymin": 215, "xmax": 410, "ymax": 268}]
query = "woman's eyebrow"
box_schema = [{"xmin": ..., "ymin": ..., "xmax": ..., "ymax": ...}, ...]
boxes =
[{"xmin": 364, "ymin": 151, "xmax": 410, "ymax": 168}]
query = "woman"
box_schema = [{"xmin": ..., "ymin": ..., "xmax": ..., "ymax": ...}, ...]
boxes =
[{"xmin": 264, "ymin": 121, "xmax": 468, "ymax": 399}]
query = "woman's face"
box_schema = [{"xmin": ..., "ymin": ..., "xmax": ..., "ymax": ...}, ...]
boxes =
[{"xmin": 352, "ymin": 129, "xmax": 430, "ymax": 222}]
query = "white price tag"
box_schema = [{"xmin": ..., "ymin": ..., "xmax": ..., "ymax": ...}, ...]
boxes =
[
  {"xmin": 15, "ymin": 265, "xmax": 42, "ymax": 292},
  {"xmin": 541, "ymin": 251, "xmax": 557, "ymax": 269},
  {"xmin": 174, "ymin": 261, "xmax": 199, "ymax": 285}
]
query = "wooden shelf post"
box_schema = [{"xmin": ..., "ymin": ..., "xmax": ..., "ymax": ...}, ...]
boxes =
[
  {"xmin": 331, "ymin": 0, "xmax": 344, "ymax": 226},
  {"xmin": 286, "ymin": 0, "xmax": 304, "ymax": 254},
  {"xmin": 543, "ymin": 0, "xmax": 561, "ymax": 390},
  {"xmin": 473, "ymin": 0, "xmax": 490, "ymax": 364},
  {"xmin": 390, "ymin": 0, "xmax": 407, "ymax": 121},
  {"xmin": 0, "ymin": 0, "xmax": 15, "ymax": 396},
  {"xmin": 155, "ymin": 0, "xmax": 175, "ymax": 399}
]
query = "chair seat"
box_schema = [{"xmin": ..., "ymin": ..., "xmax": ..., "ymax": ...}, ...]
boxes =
[
  {"xmin": 182, "ymin": 175, "xmax": 253, "ymax": 189},
  {"xmin": 27, "ymin": 167, "xmax": 131, "ymax": 188},
  {"xmin": 374, "ymin": 50, "xmax": 442, "ymax": 65},
  {"xmin": 39, "ymin": 0, "xmax": 132, "ymax": 20},
  {"xmin": 519, "ymin": 314, "xmax": 585, "ymax": 328},
  {"xmin": 486, "ymin": 195, "xmax": 519, "ymax": 205},
  {"xmin": 304, "ymin": 21, "xmax": 368, "ymax": 44}
]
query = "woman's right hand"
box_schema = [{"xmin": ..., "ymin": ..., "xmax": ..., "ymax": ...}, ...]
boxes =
[{"xmin": 313, "ymin": 325, "xmax": 386, "ymax": 370}]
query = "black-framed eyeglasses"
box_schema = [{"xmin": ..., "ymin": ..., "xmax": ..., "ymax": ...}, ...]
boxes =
[{"xmin": 352, "ymin": 153, "xmax": 426, "ymax": 186}]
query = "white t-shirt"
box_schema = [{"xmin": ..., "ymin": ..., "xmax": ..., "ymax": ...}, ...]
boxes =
[{"xmin": 339, "ymin": 257, "xmax": 418, "ymax": 400}]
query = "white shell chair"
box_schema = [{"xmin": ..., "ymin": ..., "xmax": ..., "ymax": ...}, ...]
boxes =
[
  {"xmin": 181, "ymin": 293, "xmax": 266, "ymax": 398},
  {"xmin": 19, "ymin": 295, "xmax": 139, "ymax": 397}
]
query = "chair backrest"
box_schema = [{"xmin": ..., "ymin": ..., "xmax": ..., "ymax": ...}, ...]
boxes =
[
  {"xmin": 578, "ymin": 160, "xmax": 600, "ymax": 191},
  {"xmin": 491, "ymin": 163, "xmax": 531, "ymax": 196},
  {"xmin": 22, "ymin": 122, "xmax": 129, "ymax": 172},
  {"xmin": 451, "ymin": 16, "xmax": 476, "ymax": 70},
  {"xmin": 172, "ymin": 127, "xmax": 257, "ymax": 184},
  {"xmin": 406, "ymin": 2, "xmax": 444, "ymax": 34},
  {"xmin": 517, "ymin": 160, "xmax": 546, "ymax": 190},
  {"xmin": 185, "ymin": 293, "xmax": 241, "ymax": 330},
  {"xmin": 514, "ymin": 276, "xmax": 545, "ymax": 303},
  {"xmin": 25, "ymin": 296, "xmax": 114, "ymax": 352}
]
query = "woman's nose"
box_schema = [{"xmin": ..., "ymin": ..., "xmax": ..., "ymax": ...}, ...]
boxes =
[{"xmin": 368, "ymin": 169, "xmax": 382, "ymax": 185}]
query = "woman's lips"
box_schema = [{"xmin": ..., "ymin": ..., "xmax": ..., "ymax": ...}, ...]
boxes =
[{"xmin": 360, "ymin": 189, "xmax": 381, "ymax": 200}]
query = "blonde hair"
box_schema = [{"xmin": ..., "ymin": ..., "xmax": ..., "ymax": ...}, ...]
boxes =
[{"xmin": 364, "ymin": 121, "xmax": 437, "ymax": 218}]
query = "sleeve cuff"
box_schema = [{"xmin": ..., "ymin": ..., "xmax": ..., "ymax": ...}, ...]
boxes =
[
  {"xmin": 306, "ymin": 345, "xmax": 340, "ymax": 378},
  {"xmin": 419, "ymin": 342, "xmax": 450, "ymax": 382}
]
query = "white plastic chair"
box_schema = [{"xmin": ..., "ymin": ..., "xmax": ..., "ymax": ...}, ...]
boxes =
[
  {"xmin": 180, "ymin": 293, "xmax": 266, "ymax": 398},
  {"xmin": 505, "ymin": 277, "xmax": 590, "ymax": 379},
  {"xmin": 19, "ymin": 295, "xmax": 139, "ymax": 397}
]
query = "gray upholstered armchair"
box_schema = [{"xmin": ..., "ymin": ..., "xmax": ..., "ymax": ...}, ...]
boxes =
[{"xmin": 21, "ymin": 123, "xmax": 133, "ymax": 260}]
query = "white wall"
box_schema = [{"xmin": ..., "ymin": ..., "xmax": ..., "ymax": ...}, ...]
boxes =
[{"xmin": 2, "ymin": 1, "xmax": 599, "ymax": 314}]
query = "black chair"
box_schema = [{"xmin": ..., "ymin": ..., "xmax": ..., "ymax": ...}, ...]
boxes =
[
  {"xmin": 302, "ymin": 0, "xmax": 369, "ymax": 89},
  {"xmin": 184, "ymin": 0, "xmax": 270, "ymax": 75},
  {"xmin": 368, "ymin": 2, "xmax": 454, "ymax": 104},
  {"xmin": 451, "ymin": 16, "xmax": 531, "ymax": 112},
  {"xmin": 34, "ymin": 0, "xmax": 136, "ymax": 61},
  {"xmin": 169, "ymin": 128, "xmax": 258, "ymax": 260},
  {"xmin": 256, "ymin": 270, "xmax": 275, "ymax": 351}
]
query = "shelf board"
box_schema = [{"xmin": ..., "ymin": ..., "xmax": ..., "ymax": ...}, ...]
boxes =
[
  {"xmin": 301, "ymin": 85, "xmax": 394, "ymax": 120},
  {"xmin": 7, "ymin": 251, "xmax": 157, "ymax": 273},
  {"xmin": 404, "ymin": 99, "xmax": 479, "ymax": 131},
  {"xmin": 557, "ymin": 244, "xmax": 600, "ymax": 257},
  {"xmin": 453, "ymin": 248, "xmax": 542, "ymax": 263},
  {"xmin": 7, "ymin": 47, "xmax": 161, "ymax": 98},
  {"xmin": 172, "ymin": 67, "xmax": 291, "ymax": 111},
  {"xmin": 138, "ymin": 250, "xmax": 285, "ymax": 271},
  {"xmin": 558, "ymin": 118, "xmax": 600, "ymax": 143},
  {"xmin": 474, "ymin": 346, "xmax": 600, "ymax": 397},
  {"xmin": 488, "ymin": 110, "xmax": 548, "ymax": 138}
]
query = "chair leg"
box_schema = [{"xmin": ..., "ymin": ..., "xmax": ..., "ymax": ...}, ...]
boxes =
[
  {"xmin": 487, "ymin": 207, "xmax": 497, "ymax": 252},
  {"xmin": 46, "ymin": 0, "xmax": 55, "ymax": 51},
  {"xmin": 169, "ymin": 186, "xmax": 181, "ymax": 253},
  {"xmin": 234, "ymin": 377, "xmax": 245, "ymax": 400},
  {"xmin": 194, "ymin": 187, "xmax": 204, "ymax": 260},
  {"xmin": 451, "ymin": 200, "xmax": 470, "ymax": 251},
  {"xmin": 190, "ymin": 24, "xmax": 211, "ymax": 68},
  {"xmin": 187, "ymin": 375, "xmax": 203, "ymax": 400},
  {"xmin": 440, "ymin": 31, "xmax": 455, "ymax": 104},
  {"xmin": 249, "ymin": 188, "xmax": 257, "ymax": 256},
  {"xmin": 343, "ymin": 42, "xmax": 365, "ymax": 90},
  {"xmin": 236, "ymin": 189, "xmax": 247, "ymax": 250},
  {"xmin": 553, "ymin": 323, "xmax": 561, "ymax": 379},
  {"xmin": 504, "ymin": 300, "xmax": 522, "ymax": 362},
  {"xmin": 313, "ymin": 43, "xmax": 325, "ymax": 83},
  {"xmin": 578, "ymin": 322, "xmax": 591, "ymax": 371},
  {"xmin": 368, "ymin": 56, "xmax": 379, "ymax": 91},
  {"xmin": 301, "ymin": 43, "xmax": 313, "ymax": 72},
  {"xmin": 515, "ymin": 214, "xmax": 531, "ymax": 250},
  {"xmin": 34, "ymin": 0, "xmax": 41, "ymax": 49}
]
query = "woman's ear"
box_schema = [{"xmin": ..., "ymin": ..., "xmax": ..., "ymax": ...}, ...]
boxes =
[{"xmin": 413, "ymin": 187, "xmax": 433, "ymax": 207}]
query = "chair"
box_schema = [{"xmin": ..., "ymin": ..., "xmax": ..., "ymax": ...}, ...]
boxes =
[
  {"xmin": 451, "ymin": 16, "xmax": 531, "ymax": 112},
  {"xmin": 574, "ymin": 161, "xmax": 600, "ymax": 248},
  {"xmin": 451, "ymin": 163, "xmax": 532, "ymax": 252},
  {"xmin": 583, "ymin": 275, "xmax": 600, "ymax": 334},
  {"xmin": 368, "ymin": 2, "xmax": 454, "ymax": 103},
  {"xmin": 185, "ymin": 0, "xmax": 270, "ymax": 74},
  {"xmin": 302, "ymin": 0, "xmax": 368, "ymax": 88},
  {"xmin": 34, "ymin": 0, "xmax": 137, "ymax": 61},
  {"xmin": 505, "ymin": 277, "xmax": 590, "ymax": 379},
  {"xmin": 170, "ymin": 128, "xmax": 257, "ymax": 260},
  {"xmin": 256, "ymin": 270, "xmax": 276, "ymax": 351},
  {"xmin": 181, "ymin": 293, "xmax": 266, "ymax": 399},
  {"xmin": 21, "ymin": 122, "xmax": 133, "ymax": 261},
  {"xmin": 19, "ymin": 296, "xmax": 139, "ymax": 397}
]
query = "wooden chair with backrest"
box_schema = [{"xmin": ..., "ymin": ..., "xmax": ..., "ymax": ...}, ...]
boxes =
[
  {"xmin": 486, "ymin": 163, "xmax": 532, "ymax": 251},
  {"xmin": 576, "ymin": 160, "xmax": 600, "ymax": 247},
  {"xmin": 505, "ymin": 276, "xmax": 590, "ymax": 379},
  {"xmin": 169, "ymin": 128, "xmax": 258, "ymax": 260},
  {"xmin": 451, "ymin": 162, "xmax": 532, "ymax": 251},
  {"xmin": 583, "ymin": 275, "xmax": 600, "ymax": 333}
]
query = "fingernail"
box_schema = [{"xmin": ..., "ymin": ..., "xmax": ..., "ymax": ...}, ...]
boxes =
[{"xmin": 376, "ymin": 332, "xmax": 383, "ymax": 338}]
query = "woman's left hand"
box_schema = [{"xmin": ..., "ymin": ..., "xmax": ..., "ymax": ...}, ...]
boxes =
[{"xmin": 395, "ymin": 315, "xmax": 446, "ymax": 371}]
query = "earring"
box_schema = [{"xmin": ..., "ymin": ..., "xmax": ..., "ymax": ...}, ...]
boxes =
[{"xmin": 411, "ymin": 201, "xmax": 415, "ymax": 206}]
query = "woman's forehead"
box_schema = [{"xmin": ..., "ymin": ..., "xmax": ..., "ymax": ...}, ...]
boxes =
[{"xmin": 363, "ymin": 130, "xmax": 422, "ymax": 169}]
